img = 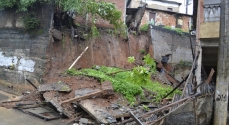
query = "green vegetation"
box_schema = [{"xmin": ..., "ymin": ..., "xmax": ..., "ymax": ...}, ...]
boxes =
[
  {"xmin": 163, "ymin": 26, "xmax": 185, "ymax": 36},
  {"xmin": 142, "ymin": 104, "xmax": 150, "ymax": 111},
  {"xmin": 179, "ymin": 60, "xmax": 192, "ymax": 67},
  {"xmin": 23, "ymin": 13, "xmax": 40, "ymax": 29},
  {"xmin": 67, "ymin": 54, "xmax": 181, "ymax": 103},
  {"xmin": 140, "ymin": 23, "xmax": 149, "ymax": 32},
  {"xmin": 139, "ymin": 49, "xmax": 146, "ymax": 55},
  {"xmin": 0, "ymin": 0, "xmax": 125, "ymax": 36},
  {"xmin": 0, "ymin": 0, "xmax": 48, "ymax": 11}
]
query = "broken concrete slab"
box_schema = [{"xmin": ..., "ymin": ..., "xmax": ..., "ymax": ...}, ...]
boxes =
[
  {"xmin": 61, "ymin": 82, "xmax": 114, "ymax": 105},
  {"xmin": 43, "ymin": 92, "xmax": 72, "ymax": 118},
  {"xmin": 195, "ymin": 95, "xmax": 213, "ymax": 125},
  {"xmin": 75, "ymin": 88, "xmax": 100, "ymax": 97},
  {"xmin": 22, "ymin": 106, "xmax": 63, "ymax": 120},
  {"xmin": 79, "ymin": 99, "xmax": 117, "ymax": 124},
  {"xmin": 38, "ymin": 82, "xmax": 71, "ymax": 92}
]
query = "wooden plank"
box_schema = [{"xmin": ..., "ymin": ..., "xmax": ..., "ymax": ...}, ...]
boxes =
[
  {"xmin": 121, "ymin": 94, "xmax": 200, "ymax": 124},
  {"xmin": 129, "ymin": 111, "xmax": 143, "ymax": 125},
  {"xmin": 61, "ymin": 82, "xmax": 114, "ymax": 105},
  {"xmin": 60, "ymin": 90, "xmax": 102, "ymax": 105},
  {"xmin": 205, "ymin": 68, "xmax": 215, "ymax": 84},
  {"xmin": 79, "ymin": 99, "xmax": 117, "ymax": 124}
]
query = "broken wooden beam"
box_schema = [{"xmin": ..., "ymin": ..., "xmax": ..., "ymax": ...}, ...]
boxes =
[
  {"xmin": 162, "ymin": 74, "xmax": 189, "ymax": 99},
  {"xmin": 121, "ymin": 94, "xmax": 199, "ymax": 124},
  {"xmin": 181, "ymin": 51, "xmax": 200, "ymax": 98},
  {"xmin": 61, "ymin": 81, "xmax": 114, "ymax": 105},
  {"xmin": 26, "ymin": 79, "xmax": 37, "ymax": 89},
  {"xmin": 68, "ymin": 46, "xmax": 89, "ymax": 70},
  {"xmin": 129, "ymin": 111, "xmax": 144, "ymax": 125},
  {"xmin": 60, "ymin": 90, "xmax": 103, "ymax": 105},
  {"xmin": 205, "ymin": 68, "xmax": 215, "ymax": 84}
]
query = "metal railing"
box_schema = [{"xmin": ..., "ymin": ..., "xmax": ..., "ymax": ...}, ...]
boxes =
[{"xmin": 204, "ymin": 4, "xmax": 220, "ymax": 22}]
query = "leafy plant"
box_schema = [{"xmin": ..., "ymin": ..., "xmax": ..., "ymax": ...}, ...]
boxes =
[
  {"xmin": 175, "ymin": 28, "xmax": 185, "ymax": 36},
  {"xmin": 139, "ymin": 49, "xmax": 146, "ymax": 55},
  {"xmin": 0, "ymin": 0, "xmax": 49, "ymax": 11},
  {"xmin": 163, "ymin": 26, "xmax": 172, "ymax": 30},
  {"xmin": 23, "ymin": 13, "xmax": 40, "ymax": 29},
  {"xmin": 127, "ymin": 56, "xmax": 135, "ymax": 63},
  {"xmin": 140, "ymin": 23, "xmax": 149, "ymax": 32},
  {"xmin": 90, "ymin": 25, "xmax": 100, "ymax": 38},
  {"xmin": 142, "ymin": 105, "xmax": 150, "ymax": 111},
  {"xmin": 163, "ymin": 26, "xmax": 185, "ymax": 36},
  {"xmin": 0, "ymin": 0, "xmax": 124, "ymax": 34},
  {"xmin": 67, "ymin": 54, "xmax": 181, "ymax": 103},
  {"xmin": 179, "ymin": 60, "xmax": 192, "ymax": 67}
]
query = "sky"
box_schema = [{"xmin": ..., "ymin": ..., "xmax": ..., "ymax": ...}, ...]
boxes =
[{"xmin": 167, "ymin": 0, "xmax": 193, "ymax": 15}]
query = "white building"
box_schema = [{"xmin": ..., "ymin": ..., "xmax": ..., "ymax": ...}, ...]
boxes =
[{"xmin": 129, "ymin": 0, "xmax": 193, "ymax": 15}]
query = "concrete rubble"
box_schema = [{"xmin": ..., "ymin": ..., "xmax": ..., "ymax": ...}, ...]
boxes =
[{"xmin": 0, "ymin": 74, "xmax": 214, "ymax": 125}]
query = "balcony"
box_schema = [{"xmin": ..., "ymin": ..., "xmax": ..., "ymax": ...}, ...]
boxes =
[
  {"xmin": 204, "ymin": 5, "xmax": 220, "ymax": 22},
  {"xmin": 200, "ymin": 4, "xmax": 220, "ymax": 39}
]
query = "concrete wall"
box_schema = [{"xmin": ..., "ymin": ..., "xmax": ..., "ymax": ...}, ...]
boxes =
[
  {"xmin": 141, "ymin": 10, "xmax": 191, "ymax": 32},
  {"xmin": 150, "ymin": 26, "xmax": 195, "ymax": 64},
  {"xmin": 0, "ymin": 4, "xmax": 52, "ymax": 85},
  {"xmin": 200, "ymin": 22, "xmax": 220, "ymax": 39}
]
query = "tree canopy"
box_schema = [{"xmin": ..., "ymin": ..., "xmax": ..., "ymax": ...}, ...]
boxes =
[{"xmin": 0, "ymin": 0, "xmax": 123, "ymax": 28}]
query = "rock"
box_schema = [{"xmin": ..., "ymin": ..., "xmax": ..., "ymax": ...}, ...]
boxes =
[
  {"xmin": 195, "ymin": 95, "xmax": 213, "ymax": 125},
  {"xmin": 79, "ymin": 118, "xmax": 89, "ymax": 124}
]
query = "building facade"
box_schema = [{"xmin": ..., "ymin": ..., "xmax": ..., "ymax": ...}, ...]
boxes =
[
  {"xmin": 128, "ymin": 0, "xmax": 192, "ymax": 32},
  {"xmin": 193, "ymin": 0, "xmax": 220, "ymax": 88}
]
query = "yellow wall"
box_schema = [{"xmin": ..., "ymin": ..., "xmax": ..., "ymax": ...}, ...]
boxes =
[{"xmin": 200, "ymin": 22, "xmax": 220, "ymax": 38}]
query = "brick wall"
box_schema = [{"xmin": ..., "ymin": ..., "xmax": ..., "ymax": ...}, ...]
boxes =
[{"xmin": 141, "ymin": 10, "xmax": 191, "ymax": 32}]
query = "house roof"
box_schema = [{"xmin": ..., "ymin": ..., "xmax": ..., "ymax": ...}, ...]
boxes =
[
  {"xmin": 146, "ymin": 7, "xmax": 193, "ymax": 17},
  {"xmin": 150, "ymin": 0, "xmax": 182, "ymax": 6}
]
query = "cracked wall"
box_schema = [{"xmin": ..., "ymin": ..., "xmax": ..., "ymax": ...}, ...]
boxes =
[{"xmin": 0, "ymin": 4, "xmax": 52, "ymax": 85}]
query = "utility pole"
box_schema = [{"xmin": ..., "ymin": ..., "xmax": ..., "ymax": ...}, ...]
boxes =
[
  {"xmin": 186, "ymin": 0, "xmax": 188, "ymax": 14},
  {"xmin": 213, "ymin": 0, "xmax": 229, "ymax": 124}
]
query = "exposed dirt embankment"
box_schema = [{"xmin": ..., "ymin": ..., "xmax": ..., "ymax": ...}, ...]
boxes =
[{"xmin": 44, "ymin": 31, "xmax": 153, "ymax": 83}]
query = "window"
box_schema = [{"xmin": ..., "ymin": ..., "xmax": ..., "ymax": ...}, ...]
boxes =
[
  {"xmin": 167, "ymin": 8, "xmax": 173, "ymax": 11},
  {"xmin": 204, "ymin": 0, "xmax": 221, "ymax": 5},
  {"xmin": 176, "ymin": 17, "xmax": 183, "ymax": 28},
  {"xmin": 149, "ymin": 12, "xmax": 156, "ymax": 25}
]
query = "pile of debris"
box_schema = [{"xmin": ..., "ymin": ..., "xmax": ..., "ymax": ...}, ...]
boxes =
[{"xmin": 0, "ymin": 75, "xmax": 214, "ymax": 125}]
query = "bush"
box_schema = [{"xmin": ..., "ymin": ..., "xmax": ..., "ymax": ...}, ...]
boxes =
[
  {"xmin": 23, "ymin": 13, "xmax": 40, "ymax": 29},
  {"xmin": 140, "ymin": 23, "xmax": 149, "ymax": 32}
]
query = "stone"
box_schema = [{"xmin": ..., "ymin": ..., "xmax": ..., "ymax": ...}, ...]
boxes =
[{"xmin": 79, "ymin": 118, "xmax": 89, "ymax": 124}]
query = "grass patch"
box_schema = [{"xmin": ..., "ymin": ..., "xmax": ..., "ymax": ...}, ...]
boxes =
[
  {"xmin": 140, "ymin": 23, "xmax": 149, "ymax": 32},
  {"xmin": 163, "ymin": 26, "xmax": 185, "ymax": 36},
  {"xmin": 67, "ymin": 66, "xmax": 181, "ymax": 103}
]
